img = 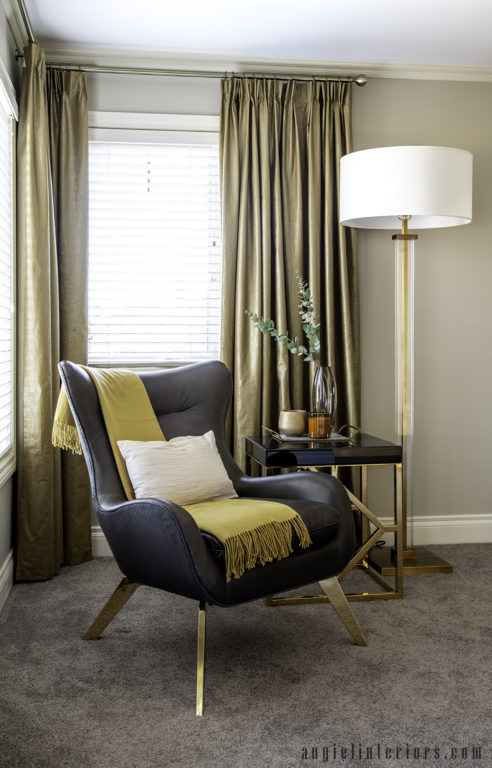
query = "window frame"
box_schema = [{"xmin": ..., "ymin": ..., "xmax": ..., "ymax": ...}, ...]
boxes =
[
  {"xmin": 0, "ymin": 59, "xmax": 17, "ymax": 487},
  {"xmin": 87, "ymin": 111, "xmax": 221, "ymax": 369}
]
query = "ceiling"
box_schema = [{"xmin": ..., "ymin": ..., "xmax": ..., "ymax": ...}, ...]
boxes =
[{"xmin": 22, "ymin": 0, "xmax": 492, "ymax": 77}]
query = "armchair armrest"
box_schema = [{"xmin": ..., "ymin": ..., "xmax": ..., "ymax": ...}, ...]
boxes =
[
  {"xmin": 95, "ymin": 495, "xmax": 225, "ymax": 603},
  {"xmin": 235, "ymin": 471, "xmax": 352, "ymax": 513}
]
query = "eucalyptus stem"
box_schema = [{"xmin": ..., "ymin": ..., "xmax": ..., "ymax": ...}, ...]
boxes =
[{"xmin": 246, "ymin": 275, "xmax": 321, "ymax": 364}]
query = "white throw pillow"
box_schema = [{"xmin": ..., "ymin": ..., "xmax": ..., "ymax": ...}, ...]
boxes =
[{"xmin": 117, "ymin": 430, "xmax": 237, "ymax": 506}]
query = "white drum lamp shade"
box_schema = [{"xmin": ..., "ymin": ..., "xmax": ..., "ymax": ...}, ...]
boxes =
[{"xmin": 339, "ymin": 145, "xmax": 473, "ymax": 230}]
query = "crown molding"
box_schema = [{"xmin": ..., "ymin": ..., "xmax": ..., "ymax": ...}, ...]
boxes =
[
  {"xmin": 360, "ymin": 60, "xmax": 492, "ymax": 83},
  {"xmin": 40, "ymin": 44, "xmax": 492, "ymax": 83},
  {"xmin": 1, "ymin": 0, "xmax": 29, "ymax": 51}
]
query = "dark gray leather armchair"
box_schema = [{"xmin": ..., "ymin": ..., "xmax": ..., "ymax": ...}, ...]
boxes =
[{"xmin": 59, "ymin": 359, "xmax": 366, "ymax": 714}]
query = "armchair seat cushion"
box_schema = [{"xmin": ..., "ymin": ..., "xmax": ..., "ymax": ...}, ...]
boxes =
[{"xmin": 201, "ymin": 498, "xmax": 340, "ymax": 564}]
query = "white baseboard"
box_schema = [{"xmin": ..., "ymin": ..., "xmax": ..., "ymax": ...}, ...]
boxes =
[
  {"xmin": 91, "ymin": 513, "xmax": 492, "ymax": 559},
  {"xmin": 91, "ymin": 525, "xmax": 113, "ymax": 557},
  {"xmin": 378, "ymin": 513, "xmax": 492, "ymax": 546},
  {"xmin": 0, "ymin": 549, "xmax": 14, "ymax": 613}
]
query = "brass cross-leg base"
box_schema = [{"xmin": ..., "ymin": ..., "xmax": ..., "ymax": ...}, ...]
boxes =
[
  {"xmin": 82, "ymin": 577, "xmax": 141, "ymax": 640},
  {"xmin": 196, "ymin": 601, "xmax": 207, "ymax": 716},
  {"xmin": 318, "ymin": 576, "xmax": 368, "ymax": 646}
]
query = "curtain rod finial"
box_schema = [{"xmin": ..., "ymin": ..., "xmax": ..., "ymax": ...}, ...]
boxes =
[{"xmin": 354, "ymin": 75, "xmax": 368, "ymax": 86}]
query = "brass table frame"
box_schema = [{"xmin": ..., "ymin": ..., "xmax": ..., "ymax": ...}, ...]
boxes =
[{"xmin": 245, "ymin": 438, "xmax": 404, "ymax": 602}]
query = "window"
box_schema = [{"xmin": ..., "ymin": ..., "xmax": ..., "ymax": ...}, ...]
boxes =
[
  {"xmin": 88, "ymin": 113, "xmax": 221, "ymax": 366},
  {"xmin": 0, "ymin": 64, "xmax": 16, "ymax": 485}
]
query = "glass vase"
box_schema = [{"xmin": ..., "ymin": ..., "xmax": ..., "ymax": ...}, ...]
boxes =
[{"xmin": 308, "ymin": 365, "xmax": 337, "ymax": 438}]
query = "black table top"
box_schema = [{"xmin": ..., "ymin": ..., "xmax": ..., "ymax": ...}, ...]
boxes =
[{"xmin": 245, "ymin": 432, "xmax": 402, "ymax": 468}]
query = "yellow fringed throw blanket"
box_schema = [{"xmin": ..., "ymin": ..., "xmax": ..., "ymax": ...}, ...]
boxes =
[{"xmin": 53, "ymin": 368, "xmax": 312, "ymax": 581}]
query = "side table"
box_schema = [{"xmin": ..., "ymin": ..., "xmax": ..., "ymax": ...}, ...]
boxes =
[{"xmin": 245, "ymin": 432, "xmax": 404, "ymax": 602}]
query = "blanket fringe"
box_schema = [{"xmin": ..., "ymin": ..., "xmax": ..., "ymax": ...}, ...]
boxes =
[
  {"xmin": 52, "ymin": 420, "xmax": 82, "ymax": 455},
  {"xmin": 224, "ymin": 517, "xmax": 311, "ymax": 582}
]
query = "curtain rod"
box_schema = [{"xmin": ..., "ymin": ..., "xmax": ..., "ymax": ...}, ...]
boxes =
[
  {"xmin": 41, "ymin": 62, "xmax": 367, "ymax": 85},
  {"xmin": 15, "ymin": 50, "xmax": 369, "ymax": 85}
]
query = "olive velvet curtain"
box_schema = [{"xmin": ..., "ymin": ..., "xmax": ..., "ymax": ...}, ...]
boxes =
[
  {"xmin": 16, "ymin": 44, "xmax": 91, "ymax": 580},
  {"xmin": 220, "ymin": 77, "xmax": 360, "ymax": 468}
]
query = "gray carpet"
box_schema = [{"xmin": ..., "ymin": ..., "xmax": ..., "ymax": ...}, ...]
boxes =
[{"xmin": 0, "ymin": 544, "xmax": 491, "ymax": 768}]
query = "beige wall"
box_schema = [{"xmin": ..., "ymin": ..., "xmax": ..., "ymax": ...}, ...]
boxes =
[
  {"xmin": 353, "ymin": 78, "xmax": 492, "ymax": 528},
  {"xmin": 0, "ymin": 5, "xmax": 18, "ymax": 86},
  {"xmin": 87, "ymin": 72, "xmax": 221, "ymax": 114},
  {"xmin": 87, "ymin": 72, "xmax": 492, "ymax": 540}
]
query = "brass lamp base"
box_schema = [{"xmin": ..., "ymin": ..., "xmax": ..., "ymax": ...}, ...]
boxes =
[{"xmin": 368, "ymin": 545, "xmax": 453, "ymax": 575}]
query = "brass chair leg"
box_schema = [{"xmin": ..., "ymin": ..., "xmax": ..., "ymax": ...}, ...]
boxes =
[
  {"xmin": 196, "ymin": 601, "xmax": 207, "ymax": 716},
  {"xmin": 318, "ymin": 576, "xmax": 368, "ymax": 646},
  {"xmin": 82, "ymin": 577, "xmax": 141, "ymax": 640}
]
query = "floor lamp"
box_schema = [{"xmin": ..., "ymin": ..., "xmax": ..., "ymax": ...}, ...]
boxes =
[{"xmin": 339, "ymin": 146, "xmax": 473, "ymax": 574}]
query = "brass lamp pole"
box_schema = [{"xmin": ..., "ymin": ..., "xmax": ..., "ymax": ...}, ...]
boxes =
[{"xmin": 394, "ymin": 215, "xmax": 418, "ymax": 558}]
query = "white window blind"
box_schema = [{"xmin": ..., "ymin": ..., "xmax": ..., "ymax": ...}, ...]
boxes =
[
  {"xmin": 0, "ymin": 86, "xmax": 15, "ymax": 483},
  {"xmin": 88, "ymin": 138, "xmax": 222, "ymax": 365}
]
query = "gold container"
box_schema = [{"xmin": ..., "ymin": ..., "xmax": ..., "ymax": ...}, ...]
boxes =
[
  {"xmin": 278, "ymin": 410, "xmax": 307, "ymax": 436},
  {"xmin": 308, "ymin": 412, "xmax": 331, "ymax": 438}
]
